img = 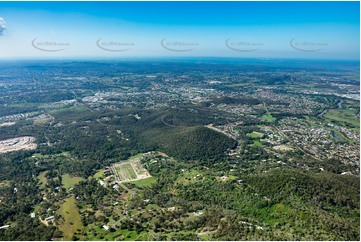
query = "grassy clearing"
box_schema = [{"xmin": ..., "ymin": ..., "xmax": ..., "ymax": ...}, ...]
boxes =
[
  {"xmin": 305, "ymin": 120, "xmax": 320, "ymax": 127},
  {"xmin": 261, "ymin": 112, "xmax": 276, "ymax": 123},
  {"xmin": 48, "ymin": 105, "xmax": 88, "ymax": 115},
  {"xmin": 217, "ymin": 175, "xmax": 238, "ymax": 182},
  {"xmin": 93, "ymin": 169, "xmax": 104, "ymax": 179},
  {"xmin": 198, "ymin": 231, "xmax": 216, "ymax": 240},
  {"xmin": 32, "ymin": 152, "xmax": 71, "ymax": 159},
  {"xmin": 258, "ymin": 203, "xmax": 294, "ymax": 226},
  {"xmin": 37, "ymin": 171, "xmax": 47, "ymax": 188},
  {"xmin": 242, "ymin": 201, "xmax": 294, "ymax": 227},
  {"xmin": 128, "ymin": 177, "xmax": 157, "ymax": 188},
  {"xmin": 175, "ymin": 169, "xmax": 204, "ymax": 186},
  {"xmin": 253, "ymin": 140, "xmax": 263, "ymax": 147},
  {"xmin": 0, "ymin": 180, "xmax": 10, "ymax": 187},
  {"xmin": 86, "ymin": 227, "xmax": 145, "ymax": 241},
  {"xmin": 225, "ymin": 83, "xmax": 247, "ymax": 87},
  {"xmin": 345, "ymin": 100, "xmax": 360, "ymax": 108},
  {"xmin": 62, "ymin": 174, "xmax": 84, "ymax": 189},
  {"xmin": 324, "ymin": 109, "xmax": 359, "ymax": 128},
  {"xmin": 146, "ymin": 203, "xmax": 161, "ymax": 210},
  {"xmin": 57, "ymin": 197, "xmax": 83, "ymax": 240},
  {"xmin": 129, "ymin": 153, "xmax": 143, "ymax": 159},
  {"xmin": 247, "ymin": 131, "xmax": 263, "ymax": 139},
  {"xmin": 122, "ymin": 163, "xmax": 137, "ymax": 180},
  {"xmin": 32, "ymin": 153, "xmax": 45, "ymax": 158},
  {"xmin": 33, "ymin": 117, "xmax": 52, "ymax": 125}
]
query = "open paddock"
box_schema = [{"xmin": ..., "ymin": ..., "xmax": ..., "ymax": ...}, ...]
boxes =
[{"xmin": 112, "ymin": 158, "xmax": 152, "ymax": 183}]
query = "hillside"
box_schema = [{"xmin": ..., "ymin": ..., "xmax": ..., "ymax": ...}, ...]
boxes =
[{"xmin": 141, "ymin": 126, "xmax": 237, "ymax": 161}]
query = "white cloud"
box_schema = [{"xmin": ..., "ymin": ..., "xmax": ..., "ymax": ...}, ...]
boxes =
[{"xmin": 0, "ymin": 17, "xmax": 6, "ymax": 35}]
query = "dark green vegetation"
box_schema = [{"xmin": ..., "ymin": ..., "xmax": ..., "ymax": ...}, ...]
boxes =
[
  {"xmin": 0, "ymin": 60, "xmax": 359, "ymax": 241},
  {"xmin": 143, "ymin": 126, "xmax": 237, "ymax": 161},
  {"xmin": 141, "ymin": 158, "xmax": 359, "ymax": 240}
]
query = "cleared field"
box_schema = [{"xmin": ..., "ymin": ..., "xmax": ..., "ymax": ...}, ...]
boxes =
[
  {"xmin": 122, "ymin": 163, "xmax": 137, "ymax": 180},
  {"xmin": 0, "ymin": 122, "xmax": 16, "ymax": 127},
  {"xmin": 174, "ymin": 169, "xmax": 205, "ymax": 186},
  {"xmin": 0, "ymin": 180, "xmax": 10, "ymax": 188},
  {"xmin": 129, "ymin": 153, "xmax": 143, "ymax": 159},
  {"xmin": 324, "ymin": 109, "xmax": 359, "ymax": 128},
  {"xmin": 62, "ymin": 174, "xmax": 84, "ymax": 189},
  {"xmin": 86, "ymin": 228, "xmax": 147, "ymax": 241},
  {"xmin": 0, "ymin": 136, "xmax": 37, "ymax": 153},
  {"xmin": 33, "ymin": 114, "xmax": 54, "ymax": 124},
  {"xmin": 112, "ymin": 158, "xmax": 152, "ymax": 183},
  {"xmin": 226, "ymin": 83, "xmax": 247, "ymax": 87},
  {"xmin": 247, "ymin": 131, "xmax": 263, "ymax": 138},
  {"xmin": 93, "ymin": 169, "xmax": 104, "ymax": 179},
  {"xmin": 128, "ymin": 177, "xmax": 157, "ymax": 188},
  {"xmin": 273, "ymin": 144, "xmax": 293, "ymax": 151},
  {"xmin": 253, "ymin": 140, "xmax": 263, "ymax": 147},
  {"xmin": 37, "ymin": 171, "xmax": 47, "ymax": 188},
  {"xmin": 57, "ymin": 197, "xmax": 83, "ymax": 240},
  {"xmin": 261, "ymin": 112, "xmax": 276, "ymax": 122}
]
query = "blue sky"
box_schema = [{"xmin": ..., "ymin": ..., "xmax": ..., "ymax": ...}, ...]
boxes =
[{"xmin": 0, "ymin": 1, "xmax": 359, "ymax": 60}]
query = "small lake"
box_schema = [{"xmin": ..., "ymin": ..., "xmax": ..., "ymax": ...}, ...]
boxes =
[{"xmin": 332, "ymin": 131, "xmax": 341, "ymax": 141}]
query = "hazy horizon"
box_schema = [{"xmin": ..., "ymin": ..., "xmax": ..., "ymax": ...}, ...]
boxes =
[{"xmin": 0, "ymin": 1, "xmax": 359, "ymax": 60}]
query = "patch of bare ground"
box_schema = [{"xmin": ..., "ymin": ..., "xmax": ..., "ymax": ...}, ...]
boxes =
[{"xmin": 0, "ymin": 136, "xmax": 37, "ymax": 153}]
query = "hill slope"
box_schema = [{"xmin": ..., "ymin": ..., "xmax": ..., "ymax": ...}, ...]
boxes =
[{"xmin": 141, "ymin": 126, "xmax": 237, "ymax": 161}]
